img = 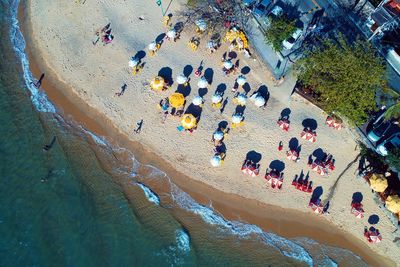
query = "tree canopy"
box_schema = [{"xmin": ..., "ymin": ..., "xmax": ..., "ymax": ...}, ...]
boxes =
[
  {"xmin": 295, "ymin": 36, "xmax": 387, "ymax": 125},
  {"xmin": 264, "ymin": 16, "xmax": 296, "ymax": 51},
  {"xmin": 384, "ymin": 101, "xmax": 400, "ymax": 121}
]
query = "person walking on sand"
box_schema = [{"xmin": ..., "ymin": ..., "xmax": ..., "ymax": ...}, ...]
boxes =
[
  {"xmin": 115, "ymin": 83, "xmax": 127, "ymax": 97},
  {"xmin": 278, "ymin": 141, "xmax": 283, "ymax": 151},
  {"xmin": 134, "ymin": 119, "xmax": 143, "ymax": 134}
]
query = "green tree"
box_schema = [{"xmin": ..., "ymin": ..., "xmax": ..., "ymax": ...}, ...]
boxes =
[
  {"xmin": 264, "ymin": 16, "xmax": 296, "ymax": 51},
  {"xmin": 295, "ymin": 36, "xmax": 387, "ymax": 125},
  {"xmin": 384, "ymin": 101, "xmax": 400, "ymax": 121},
  {"xmin": 387, "ymin": 148, "xmax": 400, "ymax": 170}
]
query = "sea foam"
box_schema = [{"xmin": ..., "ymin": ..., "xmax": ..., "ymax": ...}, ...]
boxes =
[
  {"xmin": 9, "ymin": 0, "xmax": 56, "ymax": 113},
  {"xmin": 137, "ymin": 183, "xmax": 160, "ymax": 206}
]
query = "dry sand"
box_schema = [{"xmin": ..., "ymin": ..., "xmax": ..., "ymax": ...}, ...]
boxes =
[{"xmin": 24, "ymin": 0, "xmax": 399, "ymax": 265}]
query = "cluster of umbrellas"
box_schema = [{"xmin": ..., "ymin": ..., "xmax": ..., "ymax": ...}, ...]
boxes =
[
  {"xmin": 265, "ymin": 169, "xmax": 283, "ymax": 189},
  {"xmin": 326, "ymin": 116, "xmax": 343, "ymax": 130},
  {"xmin": 351, "ymin": 202, "xmax": 365, "ymax": 219},
  {"xmin": 300, "ymin": 128, "xmax": 317, "ymax": 143},
  {"xmin": 364, "ymin": 227, "xmax": 382, "ymax": 244},
  {"xmin": 241, "ymin": 160, "xmax": 260, "ymax": 177}
]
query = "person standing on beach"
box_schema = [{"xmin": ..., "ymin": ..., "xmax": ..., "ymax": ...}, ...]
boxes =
[
  {"xmin": 134, "ymin": 119, "xmax": 143, "ymax": 134},
  {"xmin": 115, "ymin": 83, "xmax": 127, "ymax": 97}
]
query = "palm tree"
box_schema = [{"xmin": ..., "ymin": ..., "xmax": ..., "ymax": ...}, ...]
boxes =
[{"xmin": 384, "ymin": 102, "xmax": 400, "ymax": 121}]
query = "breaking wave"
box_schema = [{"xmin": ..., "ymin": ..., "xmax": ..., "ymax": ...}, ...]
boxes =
[
  {"xmin": 137, "ymin": 182, "xmax": 161, "ymax": 206},
  {"xmin": 9, "ymin": 0, "xmax": 55, "ymax": 113}
]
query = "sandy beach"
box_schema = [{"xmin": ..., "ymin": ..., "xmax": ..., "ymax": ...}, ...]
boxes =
[{"xmin": 22, "ymin": 0, "xmax": 399, "ymax": 265}]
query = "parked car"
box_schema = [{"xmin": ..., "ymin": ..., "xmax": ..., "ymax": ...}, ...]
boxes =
[
  {"xmin": 367, "ymin": 113, "xmax": 392, "ymax": 142},
  {"xmin": 376, "ymin": 132, "xmax": 400, "ymax": 156},
  {"xmin": 253, "ymin": 0, "xmax": 272, "ymax": 17},
  {"xmin": 282, "ymin": 28, "xmax": 302, "ymax": 50}
]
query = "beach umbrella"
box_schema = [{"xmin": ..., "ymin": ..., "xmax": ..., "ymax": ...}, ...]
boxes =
[
  {"xmin": 231, "ymin": 114, "xmax": 243, "ymax": 124},
  {"xmin": 213, "ymin": 131, "xmax": 224, "ymax": 141},
  {"xmin": 333, "ymin": 121, "xmax": 342, "ymax": 130},
  {"xmin": 192, "ymin": 96, "xmax": 203, "ymax": 106},
  {"xmin": 181, "ymin": 114, "xmax": 197, "ymax": 129},
  {"xmin": 195, "ymin": 19, "xmax": 207, "ymax": 32},
  {"xmin": 235, "ymin": 93, "xmax": 247, "ymax": 106},
  {"xmin": 248, "ymin": 167, "xmax": 259, "ymax": 177},
  {"xmin": 206, "ymin": 41, "xmax": 214, "ymax": 49},
  {"xmin": 176, "ymin": 74, "xmax": 188, "ymax": 85},
  {"xmin": 369, "ymin": 231, "xmax": 382, "ymax": 243},
  {"xmin": 223, "ymin": 60, "xmax": 233, "ymax": 69},
  {"xmin": 351, "ymin": 207, "xmax": 364, "ymax": 219},
  {"xmin": 210, "ymin": 155, "xmax": 222, "ymax": 167},
  {"xmin": 197, "ymin": 77, "xmax": 208, "ymax": 88},
  {"xmin": 148, "ymin": 42, "xmax": 157, "ymax": 51},
  {"xmin": 236, "ymin": 75, "xmax": 246, "ymax": 86},
  {"xmin": 326, "ymin": 116, "xmax": 334, "ymax": 127},
  {"xmin": 306, "ymin": 132, "xmax": 316, "ymax": 143},
  {"xmin": 385, "ymin": 195, "xmax": 400, "ymax": 214},
  {"xmin": 168, "ymin": 93, "xmax": 185, "ymax": 108},
  {"xmin": 129, "ymin": 57, "xmax": 139, "ymax": 68},
  {"xmin": 254, "ymin": 96, "xmax": 266, "ymax": 107},
  {"xmin": 211, "ymin": 94, "xmax": 222, "ymax": 104},
  {"xmin": 309, "ymin": 202, "xmax": 323, "ymax": 214},
  {"xmin": 277, "ymin": 119, "xmax": 290, "ymax": 131},
  {"xmin": 369, "ymin": 173, "xmax": 388, "ymax": 193},
  {"xmin": 300, "ymin": 130, "xmax": 308, "ymax": 140},
  {"xmin": 312, "ymin": 163, "xmax": 328, "ymax": 176},
  {"xmin": 286, "ymin": 150, "xmax": 298, "ymax": 161},
  {"xmin": 150, "ymin": 76, "xmax": 165, "ymax": 91},
  {"xmin": 166, "ymin": 29, "xmax": 176, "ymax": 39}
]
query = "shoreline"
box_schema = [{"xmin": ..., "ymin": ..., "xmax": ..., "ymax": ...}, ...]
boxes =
[{"xmin": 19, "ymin": 1, "xmax": 396, "ymax": 266}]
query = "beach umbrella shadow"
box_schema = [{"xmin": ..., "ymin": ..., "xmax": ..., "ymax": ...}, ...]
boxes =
[{"xmin": 245, "ymin": 150, "xmax": 262, "ymax": 163}]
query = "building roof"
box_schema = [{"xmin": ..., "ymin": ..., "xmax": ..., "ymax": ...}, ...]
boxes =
[{"xmin": 372, "ymin": 0, "xmax": 400, "ymax": 26}]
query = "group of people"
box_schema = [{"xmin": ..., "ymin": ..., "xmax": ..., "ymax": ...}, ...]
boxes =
[{"xmin": 93, "ymin": 23, "xmax": 114, "ymax": 46}]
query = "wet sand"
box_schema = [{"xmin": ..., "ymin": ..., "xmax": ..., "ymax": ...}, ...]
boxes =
[{"xmin": 19, "ymin": 1, "xmax": 397, "ymax": 266}]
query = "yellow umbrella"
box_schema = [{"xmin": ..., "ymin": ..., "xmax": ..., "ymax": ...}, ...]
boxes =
[
  {"xmin": 150, "ymin": 76, "xmax": 165, "ymax": 91},
  {"xmin": 385, "ymin": 195, "xmax": 400, "ymax": 214},
  {"xmin": 181, "ymin": 114, "xmax": 197, "ymax": 129},
  {"xmin": 169, "ymin": 93, "xmax": 185, "ymax": 108},
  {"xmin": 369, "ymin": 173, "xmax": 388, "ymax": 193}
]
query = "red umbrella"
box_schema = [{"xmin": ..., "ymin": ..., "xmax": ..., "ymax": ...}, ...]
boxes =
[
  {"xmin": 351, "ymin": 207, "xmax": 364, "ymax": 219},
  {"xmin": 333, "ymin": 121, "xmax": 342, "ymax": 130},
  {"xmin": 277, "ymin": 119, "xmax": 290, "ymax": 131},
  {"xmin": 312, "ymin": 163, "xmax": 328, "ymax": 176},
  {"xmin": 309, "ymin": 202, "xmax": 323, "ymax": 214},
  {"xmin": 369, "ymin": 231, "xmax": 382, "ymax": 243},
  {"xmin": 326, "ymin": 116, "xmax": 334, "ymax": 127},
  {"xmin": 306, "ymin": 132, "xmax": 317, "ymax": 143},
  {"xmin": 286, "ymin": 150, "xmax": 298, "ymax": 161},
  {"xmin": 300, "ymin": 130, "xmax": 308, "ymax": 140}
]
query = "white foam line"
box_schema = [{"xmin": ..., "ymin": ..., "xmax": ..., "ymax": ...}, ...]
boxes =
[{"xmin": 9, "ymin": 0, "xmax": 56, "ymax": 113}]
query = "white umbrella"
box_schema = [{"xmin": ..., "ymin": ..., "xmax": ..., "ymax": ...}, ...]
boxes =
[
  {"xmin": 211, "ymin": 94, "xmax": 222, "ymax": 104},
  {"xmin": 213, "ymin": 131, "xmax": 224, "ymax": 141},
  {"xmin": 195, "ymin": 19, "xmax": 207, "ymax": 32},
  {"xmin": 192, "ymin": 96, "xmax": 203, "ymax": 106},
  {"xmin": 166, "ymin": 29, "xmax": 176, "ymax": 38},
  {"xmin": 148, "ymin": 42, "xmax": 157, "ymax": 51},
  {"xmin": 223, "ymin": 60, "xmax": 233, "ymax": 69},
  {"xmin": 176, "ymin": 74, "xmax": 188, "ymax": 85},
  {"xmin": 236, "ymin": 93, "xmax": 247, "ymax": 106},
  {"xmin": 210, "ymin": 155, "xmax": 222, "ymax": 167},
  {"xmin": 236, "ymin": 75, "xmax": 246, "ymax": 86},
  {"xmin": 206, "ymin": 41, "xmax": 214, "ymax": 49},
  {"xmin": 129, "ymin": 58, "xmax": 139, "ymax": 68},
  {"xmin": 197, "ymin": 77, "xmax": 208, "ymax": 88},
  {"xmin": 232, "ymin": 114, "xmax": 243, "ymax": 124},
  {"xmin": 254, "ymin": 96, "xmax": 265, "ymax": 107}
]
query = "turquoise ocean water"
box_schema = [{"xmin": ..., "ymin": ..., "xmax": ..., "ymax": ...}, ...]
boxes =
[{"xmin": 0, "ymin": 1, "xmax": 369, "ymax": 266}]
